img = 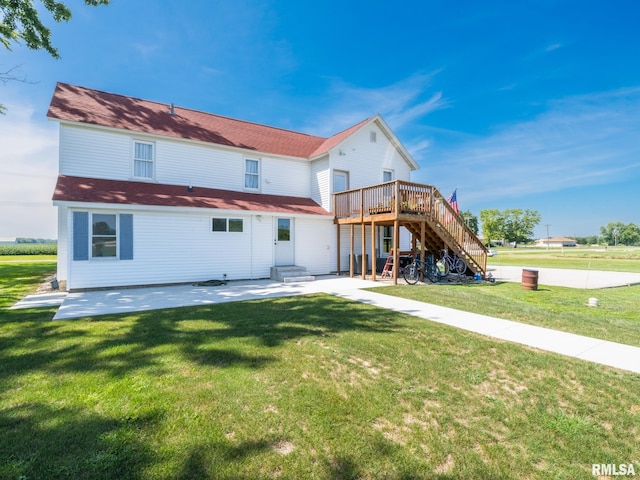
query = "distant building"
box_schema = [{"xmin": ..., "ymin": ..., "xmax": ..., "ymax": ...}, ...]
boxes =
[{"xmin": 535, "ymin": 237, "xmax": 577, "ymax": 248}]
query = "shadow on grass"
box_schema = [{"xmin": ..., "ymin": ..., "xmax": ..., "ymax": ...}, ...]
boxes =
[
  {"xmin": 0, "ymin": 402, "xmax": 156, "ymax": 479},
  {"xmin": 0, "ymin": 294, "xmax": 401, "ymax": 383}
]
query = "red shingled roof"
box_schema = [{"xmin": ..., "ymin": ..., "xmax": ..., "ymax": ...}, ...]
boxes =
[
  {"xmin": 47, "ymin": 83, "xmax": 374, "ymax": 159},
  {"xmin": 53, "ymin": 175, "xmax": 331, "ymax": 216}
]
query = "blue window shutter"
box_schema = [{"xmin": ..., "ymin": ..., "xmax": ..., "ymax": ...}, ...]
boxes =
[
  {"xmin": 73, "ymin": 211, "xmax": 89, "ymax": 261},
  {"xmin": 119, "ymin": 214, "xmax": 134, "ymax": 260}
]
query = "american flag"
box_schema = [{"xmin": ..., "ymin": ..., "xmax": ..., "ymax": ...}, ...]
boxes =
[{"xmin": 447, "ymin": 189, "xmax": 459, "ymax": 214}]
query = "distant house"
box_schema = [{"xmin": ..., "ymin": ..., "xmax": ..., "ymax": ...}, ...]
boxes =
[{"xmin": 535, "ymin": 237, "xmax": 577, "ymax": 248}]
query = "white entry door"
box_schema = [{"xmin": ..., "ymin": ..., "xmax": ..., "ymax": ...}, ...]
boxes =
[{"xmin": 274, "ymin": 217, "xmax": 294, "ymax": 266}]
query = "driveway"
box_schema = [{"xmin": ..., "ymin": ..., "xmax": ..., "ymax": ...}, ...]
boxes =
[{"xmin": 488, "ymin": 265, "xmax": 640, "ymax": 289}]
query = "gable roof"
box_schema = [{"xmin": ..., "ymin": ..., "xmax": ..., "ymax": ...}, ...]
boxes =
[
  {"xmin": 52, "ymin": 175, "xmax": 331, "ymax": 216},
  {"xmin": 48, "ymin": 83, "xmax": 354, "ymax": 159},
  {"xmin": 47, "ymin": 83, "xmax": 418, "ymax": 169}
]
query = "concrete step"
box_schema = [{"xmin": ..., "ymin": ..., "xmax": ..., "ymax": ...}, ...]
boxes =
[
  {"xmin": 283, "ymin": 275, "xmax": 316, "ymax": 283},
  {"xmin": 270, "ymin": 266, "xmax": 315, "ymax": 282}
]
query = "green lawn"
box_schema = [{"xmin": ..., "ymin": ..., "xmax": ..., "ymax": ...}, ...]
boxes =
[
  {"xmin": 2, "ymin": 261, "xmax": 639, "ymax": 479},
  {"xmin": 488, "ymin": 246, "xmax": 640, "ymax": 273},
  {"xmin": 371, "ymin": 282, "xmax": 640, "ymax": 348}
]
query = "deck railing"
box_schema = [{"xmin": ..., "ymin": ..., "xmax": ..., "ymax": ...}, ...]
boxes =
[{"xmin": 334, "ymin": 180, "xmax": 487, "ymax": 272}]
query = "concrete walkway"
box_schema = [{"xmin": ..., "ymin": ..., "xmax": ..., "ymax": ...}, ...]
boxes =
[
  {"xmin": 24, "ymin": 274, "xmax": 638, "ymax": 374},
  {"xmin": 488, "ymin": 264, "xmax": 640, "ymax": 289}
]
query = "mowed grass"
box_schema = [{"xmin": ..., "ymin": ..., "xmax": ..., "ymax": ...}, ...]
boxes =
[
  {"xmin": 2, "ymin": 262, "xmax": 640, "ymax": 479},
  {"xmin": 488, "ymin": 246, "xmax": 640, "ymax": 272},
  {"xmin": 372, "ymin": 282, "xmax": 640, "ymax": 347}
]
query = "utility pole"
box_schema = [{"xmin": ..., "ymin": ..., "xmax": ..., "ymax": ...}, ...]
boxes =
[{"xmin": 545, "ymin": 224, "xmax": 551, "ymax": 250}]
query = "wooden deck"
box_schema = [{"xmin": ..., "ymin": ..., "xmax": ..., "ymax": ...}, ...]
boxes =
[{"xmin": 333, "ymin": 180, "xmax": 487, "ymax": 283}]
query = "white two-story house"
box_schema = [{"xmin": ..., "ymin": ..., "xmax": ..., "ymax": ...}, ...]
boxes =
[{"xmin": 48, "ymin": 83, "xmax": 427, "ymax": 290}]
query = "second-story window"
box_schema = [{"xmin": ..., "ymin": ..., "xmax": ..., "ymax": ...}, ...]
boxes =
[
  {"xmin": 133, "ymin": 141, "xmax": 154, "ymax": 179},
  {"xmin": 383, "ymin": 170, "xmax": 393, "ymax": 182},
  {"xmin": 245, "ymin": 158, "xmax": 260, "ymax": 190}
]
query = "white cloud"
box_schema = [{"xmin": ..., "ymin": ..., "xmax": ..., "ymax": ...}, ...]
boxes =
[
  {"xmin": 305, "ymin": 71, "xmax": 447, "ymax": 136},
  {"xmin": 0, "ymin": 97, "xmax": 59, "ymax": 239},
  {"xmin": 424, "ymin": 87, "xmax": 640, "ymax": 202}
]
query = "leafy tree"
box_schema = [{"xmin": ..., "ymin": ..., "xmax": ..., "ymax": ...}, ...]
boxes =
[
  {"xmin": 575, "ymin": 235, "xmax": 599, "ymax": 245},
  {"xmin": 620, "ymin": 223, "xmax": 640, "ymax": 246},
  {"xmin": 600, "ymin": 221, "xmax": 625, "ymax": 246},
  {"xmin": 1, "ymin": 0, "xmax": 109, "ymax": 112},
  {"xmin": 502, "ymin": 208, "xmax": 541, "ymax": 245},
  {"xmin": 602, "ymin": 222, "xmax": 640, "ymax": 245},
  {"xmin": 479, "ymin": 209, "xmax": 503, "ymax": 245},
  {"xmin": 459, "ymin": 210, "xmax": 479, "ymax": 235},
  {"xmin": 480, "ymin": 208, "xmax": 541, "ymax": 246}
]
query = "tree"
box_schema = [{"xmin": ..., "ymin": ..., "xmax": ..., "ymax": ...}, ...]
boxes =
[
  {"xmin": 479, "ymin": 209, "xmax": 503, "ymax": 245},
  {"xmin": 480, "ymin": 208, "xmax": 541, "ymax": 246},
  {"xmin": 1, "ymin": 0, "xmax": 109, "ymax": 111},
  {"xmin": 600, "ymin": 222, "xmax": 625, "ymax": 246},
  {"xmin": 601, "ymin": 222, "xmax": 640, "ymax": 246},
  {"xmin": 459, "ymin": 210, "xmax": 479, "ymax": 235},
  {"xmin": 1, "ymin": 0, "xmax": 109, "ymax": 57},
  {"xmin": 502, "ymin": 209, "xmax": 541, "ymax": 245},
  {"xmin": 620, "ymin": 223, "xmax": 640, "ymax": 246}
]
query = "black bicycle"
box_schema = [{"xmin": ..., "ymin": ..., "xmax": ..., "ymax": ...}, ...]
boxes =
[{"xmin": 403, "ymin": 252, "xmax": 439, "ymax": 285}]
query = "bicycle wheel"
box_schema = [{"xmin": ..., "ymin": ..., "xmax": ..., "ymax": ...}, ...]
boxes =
[
  {"xmin": 403, "ymin": 262, "xmax": 420, "ymax": 285},
  {"xmin": 454, "ymin": 257, "xmax": 467, "ymax": 274},
  {"xmin": 436, "ymin": 257, "xmax": 449, "ymax": 276},
  {"xmin": 425, "ymin": 260, "xmax": 439, "ymax": 283}
]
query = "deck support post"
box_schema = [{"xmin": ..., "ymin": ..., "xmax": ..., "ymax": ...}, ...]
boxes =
[
  {"xmin": 350, "ymin": 224, "xmax": 354, "ymax": 278},
  {"xmin": 421, "ymin": 221, "xmax": 426, "ymax": 282},
  {"xmin": 336, "ymin": 223, "xmax": 341, "ymax": 275},
  {"xmin": 393, "ymin": 219, "xmax": 400, "ymax": 285},
  {"xmin": 361, "ymin": 222, "xmax": 366, "ymax": 280},
  {"xmin": 371, "ymin": 220, "xmax": 377, "ymax": 281}
]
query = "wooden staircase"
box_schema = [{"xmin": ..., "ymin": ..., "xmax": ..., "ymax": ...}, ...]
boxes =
[{"xmin": 333, "ymin": 180, "xmax": 487, "ymax": 279}]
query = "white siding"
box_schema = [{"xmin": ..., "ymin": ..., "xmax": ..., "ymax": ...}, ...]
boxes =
[
  {"xmin": 261, "ymin": 156, "xmax": 310, "ymax": 197},
  {"xmin": 56, "ymin": 206, "xmax": 68, "ymax": 283},
  {"xmin": 311, "ymin": 156, "xmax": 330, "ymax": 211},
  {"xmin": 251, "ymin": 216, "xmax": 274, "ymax": 278},
  {"xmin": 68, "ymin": 208, "xmax": 253, "ymax": 289},
  {"xmin": 329, "ymin": 122, "xmax": 412, "ymax": 191},
  {"xmin": 157, "ymin": 140, "xmax": 242, "ymax": 190},
  {"xmin": 295, "ymin": 217, "xmax": 335, "ymax": 274},
  {"xmin": 60, "ymin": 125, "xmax": 130, "ymax": 179},
  {"xmin": 59, "ymin": 124, "xmax": 313, "ymax": 198},
  {"xmin": 65, "ymin": 207, "xmax": 333, "ymax": 290}
]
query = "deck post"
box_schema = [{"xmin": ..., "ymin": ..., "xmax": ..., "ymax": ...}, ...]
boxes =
[
  {"xmin": 361, "ymin": 222, "xmax": 366, "ymax": 280},
  {"xmin": 421, "ymin": 221, "xmax": 426, "ymax": 282},
  {"xmin": 350, "ymin": 224, "xmax": 354, "ymax": 278},
  {"xmin": 393, "ymin": 219, "xmax": 399, "ymax": 285},
  {"xmin": 336, "ymin": 223, "xmax": 341, "ymax": 275},
  {"xmin": 371, "ymin": 220, "xmax": 377, "ymax": 281}
]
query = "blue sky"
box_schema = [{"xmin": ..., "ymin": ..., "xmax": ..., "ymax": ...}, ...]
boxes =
[{"xmin": 2, "ymin": 0, "xmax": 640, "ymax": 239}]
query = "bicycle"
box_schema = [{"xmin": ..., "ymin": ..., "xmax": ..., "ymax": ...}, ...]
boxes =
[
  {"xmin": 435, "ymin": 248, "xmax": 467, "ymax": 276},
  {"xmin": 403, "ymin": 252, "xmax": 439, "ymax": 285}
]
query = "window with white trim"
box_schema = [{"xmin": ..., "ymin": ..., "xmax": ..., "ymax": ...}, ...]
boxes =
[
  {"xmin": 383, "ymin": 169, "xmax": 393, "ymax": 182},
  {"xmin": 244, "ymin": 158, "xmax": 260, "ymax": 190},
  {"xmin": 133, "ymin": 141, "xmax": 154, "ymax": 179},
  {"xmin": 333, "ymin": 170, "xmax": 349, "ymax": 193},
  {"xmin": 73, "ymin": 212, "xmax": 133, "ymax": 261},
  {"xmin": 92, "ymin": 213, "xmax": 117, "ymax": 258},
  {"xmin": 212, "ymin": 217, "xmax": 244, "ymax": 232},
  {"xmin": 370, "ymin": 131, "xmax": 377, "ymax": 143}
]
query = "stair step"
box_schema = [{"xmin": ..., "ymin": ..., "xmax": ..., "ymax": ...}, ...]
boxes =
[
  {"xmin": 270, "ymin": 266, "xmax": 314, "ymax": 282},
  {"xmin": 282, "ymin": 275, "xmax": 316, "ymax": 283}
]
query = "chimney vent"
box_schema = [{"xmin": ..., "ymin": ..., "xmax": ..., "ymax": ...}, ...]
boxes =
[{"xmin": 169, "ymin": 103, "xmax": 175, "ymax": 115}]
